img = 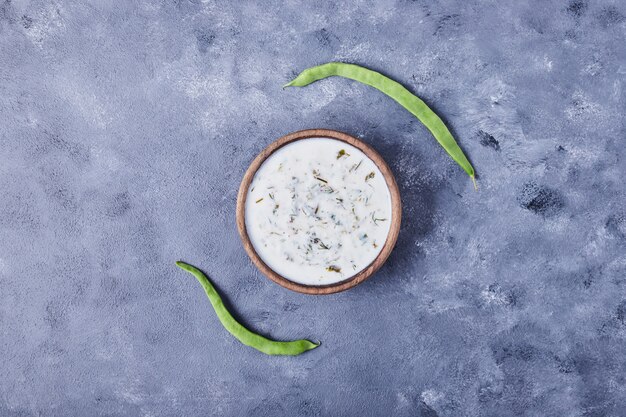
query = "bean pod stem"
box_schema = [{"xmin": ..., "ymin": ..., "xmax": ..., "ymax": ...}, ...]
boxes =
[
  {"xmin": 284, "ymin": 62, "xmax": 476, "ymax": 188},
  {"xmin": 176, "ymin": 261, "xmax": 319, "ymax": 356}
]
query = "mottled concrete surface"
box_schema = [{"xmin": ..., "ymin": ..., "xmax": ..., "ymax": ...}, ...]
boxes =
[{"xmin": 1, "ymin": 0, "xmax": 625, "ymax": 416}]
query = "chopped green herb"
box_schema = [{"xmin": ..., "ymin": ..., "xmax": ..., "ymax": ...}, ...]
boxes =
[
  {"xmin": 337, "ymin": 149, "xmax": 350, "ymax": 159},
  {"xmin": 315, "ymin": 176, "xmax": 328, "ymax": 183},
  {"xmin": 255, "ymin": 198, "xmax": 264, "ymax": 203},
  {"xmin": 313, "ymin": 237, "xmax": 330, "ymax": 250},
  {"xmin": 326, "ymin": 265, "xmax": 341, "ymax": 273},
  {"xmin": 372, "ymin": 213, "xmax": 388, "ymax": 225},
  {"xmin": 365, "ymin": 172, "xmax": 375, "ymax": 182},
  {"xmin": 350, "ymin": 160, "xmax": 363, "ymax": 172}
]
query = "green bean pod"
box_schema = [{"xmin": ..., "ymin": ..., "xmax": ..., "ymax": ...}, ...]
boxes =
[
  {"xmin": 176, "ymin": 261, "xmax": 319, "ymax": 356},
  {"xmin": 284, "ymin": 62, "xmax": 476, "ymax": 187}
]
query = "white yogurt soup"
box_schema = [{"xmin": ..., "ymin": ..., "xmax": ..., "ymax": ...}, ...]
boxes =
[{"xmin": 245, "ymin": 138, "xmax": 392, "ymax": 286}]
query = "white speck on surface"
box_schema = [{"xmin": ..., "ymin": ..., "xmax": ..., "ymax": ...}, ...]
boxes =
[
  {"xmin": 23, "ymin": 3, "xmax": 67, "ymax": 48},
  {"xmin": 565, "ymin": 91, "xmax": 601, "ymax": 120},
  {"xmin": 421, "ymin": 389, "xmax": 443, "ymax": 406}
]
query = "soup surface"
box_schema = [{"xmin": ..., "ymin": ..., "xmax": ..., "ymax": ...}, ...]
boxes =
[{"xmin": 245, "ymin": 138, "xmax": 392, "ymax": 286}]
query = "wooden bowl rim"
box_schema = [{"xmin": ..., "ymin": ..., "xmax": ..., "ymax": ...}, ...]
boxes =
[{"xmin": 236, "ymin": 129, "xmax": 402, "ymax": 295}]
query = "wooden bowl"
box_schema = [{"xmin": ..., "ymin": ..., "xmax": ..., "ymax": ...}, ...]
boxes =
[{"xmin": 236, "ymin": 129, "xmax": 402, "ymax": 295}]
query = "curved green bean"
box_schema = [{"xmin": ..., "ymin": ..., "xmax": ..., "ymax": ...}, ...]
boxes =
[
  {"xmin": 284, "ymin": 62, "xmax": 476, "ymax": 188},
  {"xmin": 176, "ymin": 261, "xmax": 319, "ymax": 356}
]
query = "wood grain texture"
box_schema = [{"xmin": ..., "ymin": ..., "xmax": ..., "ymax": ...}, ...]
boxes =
[{"xmin": 236, "ymin": 129, "xmax": 402, "ymax": 295}]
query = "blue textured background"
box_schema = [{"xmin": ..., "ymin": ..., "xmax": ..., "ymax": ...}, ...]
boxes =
[{"xmin": 1, "ymin": 1, "xmax": 625, "ymax": 416}]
